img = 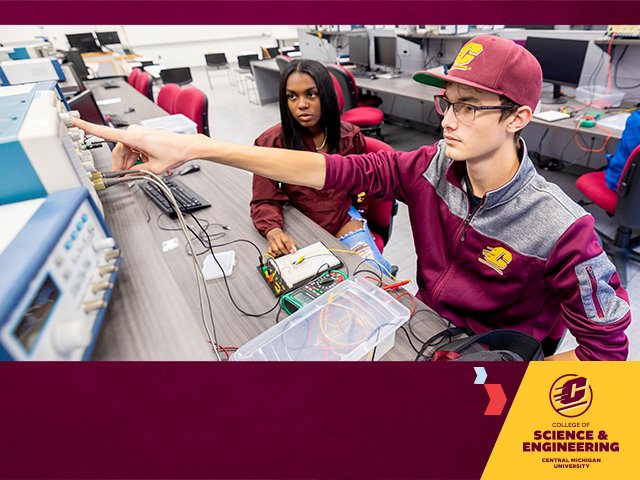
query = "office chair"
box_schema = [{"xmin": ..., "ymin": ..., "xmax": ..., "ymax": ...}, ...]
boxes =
[
  {"xmin": 204, "ymin": 53, "xmax": 232, "ymax": 88},
  {"xmin": 157, "ymin": 83, "xmax": 181, "ymax": 114},
  {"xmin": 330, "ymin": 72, "xmax": 384, "ymax": 140},
  {"xmin": 174, "ymin": 86, "xmax": 210, "ymax": 136},
  {"xmin": 362, "ymin": 136, "xmax": 399, "ymax": 252},
  {"xmin": 329, "ymin": 64, "xmax": 383, "ymax": 108},
  {"xmin": 127, "ymin": 67, "xmax": 139, "ymax": 86},
  {"xmin": 134, "ymin": 70, "xmax": 154, "ymax": 101},
  {"xmin": 235, "ymin": 53, "xmax": 260, "ymax": 100},
  {"xmin": 159, "ymin": 67, "xmax": 193, "ymax": 86},
  {"xmin": 275, "ymin": 55, "xmax": 292, "ymax": 73},
  {"xmin": 575, "ymin": 144, "xmax": 640, "ymax": 287},
  {"xmin": 237, "ymin": 53, "xmax": 259, "ymax": 72}
]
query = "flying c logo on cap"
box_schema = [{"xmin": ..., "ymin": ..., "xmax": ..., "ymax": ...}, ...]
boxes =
[{"xmin": 450, "ymin": 42, "xmax": 483, "ymax": 71}]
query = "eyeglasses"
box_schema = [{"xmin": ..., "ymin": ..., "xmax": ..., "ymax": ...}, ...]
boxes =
[{"xmin": 434, "ymin": 95, "xmax": 516, "ymax": 124}]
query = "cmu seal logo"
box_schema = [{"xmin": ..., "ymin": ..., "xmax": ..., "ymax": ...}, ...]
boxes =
[
  {"xmin": 550, "ymin": 374, "xmax": 593, "ymax": 417},
  {"xmin": 478, "ymin": 246, "xmax": 512, "ymax": 275}
]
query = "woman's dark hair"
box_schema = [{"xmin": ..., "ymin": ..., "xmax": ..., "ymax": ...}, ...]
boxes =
[{"xmin": 279, "ymin": 59, "xmax": 341, "ymax": 153}]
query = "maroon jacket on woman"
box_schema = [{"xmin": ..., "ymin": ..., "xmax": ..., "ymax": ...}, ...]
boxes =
[{"xmin": 250, "ymin": 121, "xmax": 366, "ymax": 237}]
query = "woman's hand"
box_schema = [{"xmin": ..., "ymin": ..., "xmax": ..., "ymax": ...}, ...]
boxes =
[
  {"xmin": 72, "ymin": 118, "xmax": 200, "ymax": 174},
  {"xmin": 266, "ymin": 228, "xmax": 297, "ymax": 257}
]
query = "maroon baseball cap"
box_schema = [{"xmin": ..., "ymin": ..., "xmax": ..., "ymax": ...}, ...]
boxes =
[{"xmin": 413, "ymin": 35, "xmax": 542, "ymax": 110}]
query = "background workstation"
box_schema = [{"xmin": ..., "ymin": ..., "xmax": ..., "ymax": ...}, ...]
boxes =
[{"xmin": 1, "ymin": 24, "xmax": 639, "ymax": 360}]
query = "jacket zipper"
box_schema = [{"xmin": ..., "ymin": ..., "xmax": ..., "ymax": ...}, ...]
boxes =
[
  {"xmin": 431, "ymin": 199, "xmax": 483, "ymax": 303},
  {"xmin": 461, "ymin": 197, "xmax": 484, "ymax": 243},
  {"xmin": 461, "ymin": 214, "xmax": 472, "ymax": 242},
  {"xmin": 586, "ymin": 266, "xmax": 605, "ymax": 318}
]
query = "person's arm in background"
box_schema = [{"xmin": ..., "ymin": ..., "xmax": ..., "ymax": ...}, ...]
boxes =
[
  {"xmin": 73, "ymin": 120, "xmax": 327, "ymax": 189},
  {"xmin": 605, "ymin": 111, "xmax": 640, "ymax": 191}
]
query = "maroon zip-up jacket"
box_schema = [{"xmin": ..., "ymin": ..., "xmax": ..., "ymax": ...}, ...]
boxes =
[{"xmin": 324, "ymin": 139, "xmax": 631, "ymax": 360}]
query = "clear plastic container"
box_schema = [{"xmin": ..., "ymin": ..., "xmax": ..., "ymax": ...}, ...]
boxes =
[
  {"xmin": 230, "ymin": 278, "xmax": 411, "ymax": 361},
  {"xmin": 575, "ymin": 86, "xmax": 625, "ymax": 108},
  {"xmin": 140, "ymin": 114, "xmax": 197, "ymax": 135}
]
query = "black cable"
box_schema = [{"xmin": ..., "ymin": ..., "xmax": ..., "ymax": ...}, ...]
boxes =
[
  {"xmin": 407, "ymin": 309, "xmax": 456, "ymax": 361},
  {"xmin": 536, "ymin": 127, "xmax": 549, "ymax": 155},
  {"xmin": 143, "ymin": 175, "xmax": 279, "ymax": 318},
  {"xmin": 587, "ymin": 48, "xmax": 606, "ymax": 93},
  {"xmin": 407, "ymin": 308, "xmax": 435, "ymax": 346},
  {"xmin": 129, "ymin": 182, "xmax": 152, "ymax": 223},
  {"xmin": 352, "ymin": 258, "xmax": 384, "ymax": 279},
  {"xmin": 184, "ymin": 230, "xmax": 228, "ymax": 255},
  {"xmin": 614, "ymin": 45, "xmax": 640, "ymax": 90},
  {"xmin": 399, "ymin": 325, "xmax": 422, "ymax": 355},
  {"xmin": 352, "ymin": 268, "xmax": 383, "ymax": 283},
  {"xmin": 97, "ymin": 171, "xmax": 224, "ymax": 353},
  {"xmin": 275, "ymin": 303, "xmax": 284, "ymax": 324},
  {"xmin": 182, "ymin": 217, "xmax": 281, "ymax": 318},
  {"xmin": 157, "ymin": 211, "xmax": 212, "ymax": 232}
]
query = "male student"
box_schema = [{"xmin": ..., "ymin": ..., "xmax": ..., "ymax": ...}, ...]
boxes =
[{"xmin": 74, "ymin": 35, "xmax": 631, "ymax": 360}]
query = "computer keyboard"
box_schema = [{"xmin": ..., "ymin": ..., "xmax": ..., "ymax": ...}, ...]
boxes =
[{"xmin": 142, "ymin": 176, "xmax": 211, "ymax": 217}]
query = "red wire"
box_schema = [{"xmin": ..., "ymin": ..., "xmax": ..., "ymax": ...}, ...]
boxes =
[
  {"xmin": 364, "ymin": 275, "xmax": 415, "ymax": 314},
  {"xmin": 573, "ymin": 119, "xmax": 614, "ymax": 153},
  {"xmin": 208, "ymin": 341, "xmax": 238, "ymax": 360},
  {"xmin": 394, "ymin": 291, "xmax": 416, "ymax": 316}
]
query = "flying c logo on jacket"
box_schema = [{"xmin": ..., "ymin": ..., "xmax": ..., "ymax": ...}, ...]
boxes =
[
  {"xmin": 479, "ymin": 246, "xmax": 512, "ymax": 275},
  {"xmin": 450, "ymin": 42, "xmax": 484, "ymax": 71}
]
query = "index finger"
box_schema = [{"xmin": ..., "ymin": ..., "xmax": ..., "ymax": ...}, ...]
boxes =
[{"xmin": 72, "ymin": 118, "xmax": 131, "ymax": 144}]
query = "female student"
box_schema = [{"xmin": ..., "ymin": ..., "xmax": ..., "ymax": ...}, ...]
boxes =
[{"xmin": 251, "ymin": 59, "xmax": 391, "ymax": 273}]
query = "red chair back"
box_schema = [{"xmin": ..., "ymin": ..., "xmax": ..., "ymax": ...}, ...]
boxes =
[
  {"xmin": 174, "ymin": 87, "xmax": 209, "ymax": 136},
  {"xmin": 134, "ymin": 71, "xmax": 153, "ymax": 100},
  {"xmin": 341, "ymin": 65, "xmax": 360, "ymax": 103},
  {"xmin": 363, "ymin": 136, "xmax": 398, "ymax": 249},
  {"xmin": 329, "ymin": 72, "xmax": 345, "ymax": 112},
  {"xmin": 157, "ymin": 83, "xmax": 181, "ymax": 114},
  {"xmin": 127, "ymin": 68, "xmax": 139, "ymax": 86},
  {"xmin": 330, "ymin": 71, "xmax": 384, "ymax": 138}
]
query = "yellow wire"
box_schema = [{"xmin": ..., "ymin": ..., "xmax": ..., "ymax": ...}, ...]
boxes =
[{"xmin": 318, "ymin": 302, "xmax": 368, "ymax": 346}]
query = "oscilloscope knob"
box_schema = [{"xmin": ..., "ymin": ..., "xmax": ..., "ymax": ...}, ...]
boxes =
[
  {"xmin": 53, "ymin": 321, "xmax": 92, "ymax": 356},
  {"xmin": 59, "ymin": 111, "xmax": 80, "ymax": 128}
]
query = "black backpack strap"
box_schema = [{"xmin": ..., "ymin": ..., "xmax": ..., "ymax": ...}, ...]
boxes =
[
  {"xmin": 440, "ymin": 329, "xmax": 544, "ymax": 361},
  {"xmin": 416, "ymin": 326, "xmax": 474, "ymax": 361}
]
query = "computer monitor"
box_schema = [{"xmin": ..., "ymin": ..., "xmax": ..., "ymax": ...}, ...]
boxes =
[
  {"xmin": 373, "ymin": 36, "xmax": 397, "ymax": 70},
  {"xmin": 349, "ymin": 35, "xmax": 369, "ymax": 69},
  {"xmin": 65, "ymin": 48, "xmax": 90, "ymax": 81},
  {"xmin": 67, "ymin": 90, "xmax": 107, "ymax": 126},
  {"xmin": 96, "ymin": 31, "xmax": 122, "ymax": 46},
  {"xmin": 524, "ymin": 36, "xmax": 589, "ymax": 104},
  {"xmin": 65, "ymin": 33, "xmax": 101, "ymax": 53}
]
